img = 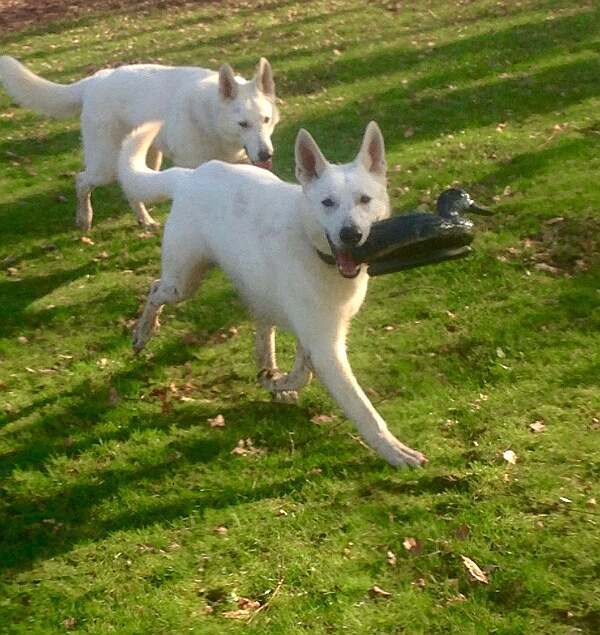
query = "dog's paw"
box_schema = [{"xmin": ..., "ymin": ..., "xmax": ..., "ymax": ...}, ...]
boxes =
[
  {"xmin": 132, "ymin": 314, "xmax": 161, "ymax": 353},
  {"xmin": 139, "ymin": 218, "xmax": 161, "ymax": 233},
  {"xmin": 379, "ymin": 439, "xmax": 427, "ymax": 468},
  {"xmin": 272, "ymin": 390, "xmax": 299, "ymax": 404}
]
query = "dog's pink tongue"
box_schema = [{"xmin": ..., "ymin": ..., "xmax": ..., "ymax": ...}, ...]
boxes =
[
  {"xmin": 254, "ymin": 158, "xmax": 273, "ymax": 171},
  {"xmin": 335, "ymin": 250, "xmax": 359, "ymax": 278}
]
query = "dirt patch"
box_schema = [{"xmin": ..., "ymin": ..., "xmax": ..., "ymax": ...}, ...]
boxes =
[
  {"xmin": 499, "ymin": 216, "xmax": 599, "ymax": 275},
  {"xmin": 0, "ymin": 0, "xmax": 213, "ymax": 32}
]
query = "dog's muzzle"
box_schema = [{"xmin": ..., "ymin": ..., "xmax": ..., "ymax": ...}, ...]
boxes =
[{"xmin": 245, "ymin": 146, "xmax": 273, "ymax": 171}]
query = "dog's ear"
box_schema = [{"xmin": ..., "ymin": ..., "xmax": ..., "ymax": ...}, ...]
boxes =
[
  {"xmin": 255, "ymin": 57, "xmax": 275, "ymax": 98},
  {"xmin": 218, "ymin": 64, "xmax": 239, "ymax": 101},
  {"xmin": 356, "ymin": 121, "xmax": 387, "ymax": 178},
  {"xmin": 295, "ymin": 129, "xmax": 328, "ymax": 184}
]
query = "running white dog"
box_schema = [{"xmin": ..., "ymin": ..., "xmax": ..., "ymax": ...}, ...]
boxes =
[
  {"xmin": 0, "ymin": 56, "xmax": 279, "ymax": 231},
  {"xmin": 118, "ymin": 120, "xmax": 427, "ymax": 468}
]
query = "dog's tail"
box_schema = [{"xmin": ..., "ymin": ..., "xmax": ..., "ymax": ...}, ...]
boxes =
[
  {"xmin": 0, "ymin": 56, "xmax": 85, "ymax": 119},
  {"xmin": 118, "ymin": 122, "xmax": 184, "ymax": 204}
]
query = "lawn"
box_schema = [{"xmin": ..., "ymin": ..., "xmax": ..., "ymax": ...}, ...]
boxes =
[{"xmin": 1, "ymin": 0, "xmax": 599, "ymax": 632}]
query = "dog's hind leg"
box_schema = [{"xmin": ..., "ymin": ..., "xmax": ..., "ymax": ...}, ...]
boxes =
[
  {"xmin": 303, "ymin": 332, "xmax": 426, "ymax": 467},
  {"xmin": 133, "ymin": 244, "xmax": 208, "ymax": 353},
  {"xmin": 255, "ymin": 324, "xmax": 313, "ymax": 403},
  {"xmin": 75, "ymin": 171, "xmax": 95, "ymax": 233}
]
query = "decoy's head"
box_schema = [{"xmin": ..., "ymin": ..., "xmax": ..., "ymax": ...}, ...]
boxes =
[{"xmin": 436, "ymin": 188, "xmax": 492, "ymax": 219}]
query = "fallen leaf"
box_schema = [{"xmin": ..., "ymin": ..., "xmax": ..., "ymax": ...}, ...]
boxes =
[
  {"xmin": 402, "ymin": 537, "xmax": 423, "ymax": 554},
  {"xmin": 559, "ymin": 496, "xmax": 572, "ymax": 504},
  {"xmin": 213, "ymin": 526, "xmax": 228, "ymax": 536},
  {"xmin": 587, "ymin": 497, "xmax": 597, "ymax": 507},
  {"xmin": 238, "ymin": 597, "xmax": 261, "ymax": 610},
  {"xmin": 222, "ymin": 609, "xmax": 251, "ymax": 619},
  {"xmin": 62, "ymin": 617, "xmax": 77, "ymax": 630},
  {"xmin": 276, "ymin": 508, "xmax": 288, "ymax": 517},
  {"xmin": 533, "ymin": 262, "xmax": 560, "ymax": 275},
  {"xmin": 108, "ymin": 386, "xmax": 120, "ymax": 406},
  {"xmin": 503, "ymin": 449, "xmax": 517, "ymax": 465},
  {"xmin": 208, "ymin": 414, "xmax": 225, "ymax": 428},
  {"xmin": 454, "ymin": 524, "xmax": 470, "ymax": 540},
  {"xmin": 461, "ymin": 555, "xmax": 489, "ymax": 584},
  {"xmin": 369, "ymin": 585, "xmax": 392, "ymax": 598},
  {"xmin": 79, "ymin": 236, "xmax": 94, "ymax": 245},
  {"xmin": 310, "ymin": 414, "xmax": 334, "ymax": 425},
  {"xmin": 496, "ymin": 347, "xmax": 506, "ymax": 359},
  {"xmin": 529, "ymin": 420, "xmax": 545, "ymax": 433},
  {"xmin": 17, "ymin": 336, "xmax": 28, "ymax": 344},
  {"xmin": 386, "ymin": 550, "xmax": 397, "ymax": 566},
  {"xmin": 231, "ymin": 438, "xmax": 264, "ymax": 456}
]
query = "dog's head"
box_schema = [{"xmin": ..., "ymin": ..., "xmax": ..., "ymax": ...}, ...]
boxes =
[
  {"xmin": 295, "ymin": 122, "xmax": 391, "ymax": 278},
  {"xmin": 216, "ymin": 58, "xmax": 280, "ymax": 169}
]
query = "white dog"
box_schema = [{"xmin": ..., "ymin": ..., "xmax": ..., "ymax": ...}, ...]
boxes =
[
  {"xmin": 0, "ymin": 55, "xmax": 279, "ymax": 231},
  {"xmin": 118, "ymin": 120, "xmax": 427, "ymax": 468}
]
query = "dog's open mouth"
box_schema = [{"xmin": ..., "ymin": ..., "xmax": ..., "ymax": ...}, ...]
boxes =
[
  {"xmin": 253, "ymin": 158, "xmax": 273, "ymax": 170},
  {"xmin": 245, "ymin": 147, "xmax": 273, "ymax": 171},
  {"xmin": 327, "ymin": 235, "xmax": 362, "ymax": 279}
]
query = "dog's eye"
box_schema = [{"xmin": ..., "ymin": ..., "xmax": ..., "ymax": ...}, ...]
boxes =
[
  {"xmin": 360, "ymin": 194, "xmax": 372, "ymax": 205},
  {"xmin": 321, "ymin": 198, "xmax": 336, "ymax": 208},
  {"xmin": 239, "ymin": 121, "xmax": 249, "ymax": 128},
  {"xmin": 263, "ymin": 116, "xmax": 270, "ymax": 124}
]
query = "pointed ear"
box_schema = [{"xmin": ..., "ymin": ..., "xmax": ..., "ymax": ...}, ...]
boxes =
[
  {"xmin": 255, "ymin": 57, "xmax": 275, "ymax": 97},
  {"xmin": 356, "ymin": 121, "xmax": 387, "ymax": 178},
  {"xmin": 295, "ymin": 129, "xmax": 328, "ymax": 185},
  {"xmin": 218, "ymin": 63, "xmax": 239, "ymax": 101}
]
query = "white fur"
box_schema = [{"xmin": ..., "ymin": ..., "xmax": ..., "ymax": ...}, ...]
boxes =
[
  {"xmin": 0, "ymin": 55, "xmax": 279, "ymax": 232},
  {"xmin": 119, "ymin": 121, "xmax": 427, "ymax": 468}
]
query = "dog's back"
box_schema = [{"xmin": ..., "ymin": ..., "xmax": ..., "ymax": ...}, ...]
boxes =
[{"xmin": 80, "ymin": 64, "xmax": 214, "ymax": 127}]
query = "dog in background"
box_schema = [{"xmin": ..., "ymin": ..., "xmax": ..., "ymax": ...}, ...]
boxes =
[
  {"xmin": 117, "ymin": 120, "xmax": 427, "ymax": 468},
  {"xmin": 0, "ymin": 56, "xmax": 279, "ymax": 231}
]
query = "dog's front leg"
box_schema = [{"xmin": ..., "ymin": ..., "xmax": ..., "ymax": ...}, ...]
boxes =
[
  {"xmin": 255, "ymin": 324, "xmax": 312, "ymax": 402},
  {"xmin": 307, "ymin": 337, "xmax": 427, "ymax": 467}
]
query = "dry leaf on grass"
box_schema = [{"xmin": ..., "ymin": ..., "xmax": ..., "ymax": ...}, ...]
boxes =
[
  {"xmin": 237, "ymin": 597, "xmax": 261, "ymax": 610},
  {"xmin": 454, "ymin": 524, "xmax": 470, "ymax": 540},
  {"xmin": 310, "ymin": 414, "xmax": 335, "ymax": 425},
  {"xmin": 403, "ymin": 537, "xmax": 423, "ymax": 555},
  {"xmin": 108, "ymin": 386, "xmax": 120, "ymax": 406},
  {"xmin": 231, "ymin": 438, "xmax": 264, "ymax": 456},
  {"xmin": 222, "ymin": 609, "xmax": 251, "ymax": 620},
  {"xmin": 222, "ymin": 597, "xmax": 261, "ymax": 620},
  {"xmin": 461, "ymin": 555, "xmax": 489, "ymax": 584},
  {"xmin": 62, "ymin": 617, "xmax": 77, "ymax": 630},
  {"xmin": 213, "ymin": 526, "xmax": 228, "ymax": 536},
  {"xmin": 369, "ymin": 585, "xmax": 392, "ymax": 598},
  {"xmin": 208, "ymin": 414, "xmax": 225, "ymax": 428},
  {"xmin": 529, "ymin": 420, "xmax": 545, "ymax": 433},
  {"xmin": 386, "ymin": 550, "xmax": 397, "ymax": 566},
  {"xmin": 503, "ymin": 449, "xmax": 517, "ymax": 465}
]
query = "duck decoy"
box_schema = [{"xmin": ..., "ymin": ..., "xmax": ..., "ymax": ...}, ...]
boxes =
[{"xmin": 351, "ymin": 188, "xmax": 490, "ymax": 276}]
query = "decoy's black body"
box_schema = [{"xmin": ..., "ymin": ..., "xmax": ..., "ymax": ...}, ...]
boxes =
[{"xmin": 349, "ymin": 188, "xmax": 490, "ymax": 276}]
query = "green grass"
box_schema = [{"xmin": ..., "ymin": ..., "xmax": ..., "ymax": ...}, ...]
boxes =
[{"xmin": 1, "ymin": 0, "xmax": 599, "ymax": 632}]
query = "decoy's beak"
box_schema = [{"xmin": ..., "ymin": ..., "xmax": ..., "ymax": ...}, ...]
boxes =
[{"xmin": 467, "ymin": 200, "xmax": 493, "ymax": 216}]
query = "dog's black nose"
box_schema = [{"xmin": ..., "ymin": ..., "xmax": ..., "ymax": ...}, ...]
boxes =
[
  {"xmin": 339, "ymin": 225, "xmax": 363, "ymax": 246},
  {"xmin": 258, "ymin": 149, "xmax": 272, "ymax": 163}
]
